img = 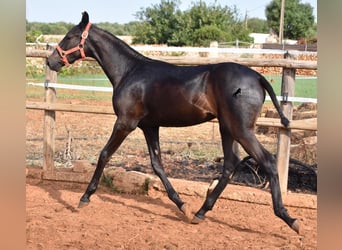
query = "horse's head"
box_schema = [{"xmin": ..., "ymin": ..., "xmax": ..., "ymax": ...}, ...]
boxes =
[{"xmin": 47, "ymin": 11, "xmax": 92, "ymax": 72}]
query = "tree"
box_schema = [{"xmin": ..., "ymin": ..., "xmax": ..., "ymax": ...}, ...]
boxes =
[
  {"xmin": 247, "ymin": 18, "xmax": 269, "ymax": 33},
  {"xmin": 97, "ymin": 21, "xmax": 139, "ymax": 36},
  {"xmin": 133, "ymin": 0, "xmax": 182, "ymax": 45},
  {"xmin": 26, "ymin": 20, "xmax": 134, "ymax": 42},
  {"xmin": 26, "ymin": 20, "xmax": 41, "ymax": 42},
  {"xmin": 133, "ymin": 0, "xmax": 251, "ymax": 46},
  {"xmin": 265, "ymin": 0, "xmax": 315, "ymax": 40},
  {"xmin": 182, "ymin": 1, "xmax": 239, "ymax": 46},
  {"xmin": 192, "ymin": 25, "xmax": 227, "ymax": 46}
]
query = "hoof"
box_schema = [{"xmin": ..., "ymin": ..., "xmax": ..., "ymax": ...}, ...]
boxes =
[
  {"xmin": 78, "ymin": 200, "xmax": 90, "ymax": 208},
  {"xmin": 291, "ymin": 219, "xmax": 300, "ymax": 234},
  {"xmin": 180, "ymin": 203, "xmax": 192, "ymax": 222},
  {"xmin": 191, "ymin": 215, "xmax": 205, "ymax": 224}
]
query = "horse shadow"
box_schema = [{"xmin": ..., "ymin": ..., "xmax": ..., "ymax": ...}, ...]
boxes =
[
  {"xmin": 96, "ymin": 193, "xmax": 185, "ymax": 222},
  {"xmin": 97, "ymin": 191, "xmax": 288, "ymax": 240},
  {"xmin": 205, "ymin": 214, "xmax": 288, "ymax": 240},
  {"xmin": 37, "ymin": 181, "xmax": 83, "ymax": 213},
  {"xmin": 36, "ymin": 180, "xmax": 183, "ymax": 221},
  {"xmin": 35, "ymin": 181, "xmax": 287, "ymax": 239}
]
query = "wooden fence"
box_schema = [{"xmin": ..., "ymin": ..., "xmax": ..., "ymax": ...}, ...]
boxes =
[
  {"xmin": 26, "ymin": 47, "xmax": 317, "ymax": 194},
  {"xmin": 262, "ymin": 43, "xmax": 317, "ymax": 52}
]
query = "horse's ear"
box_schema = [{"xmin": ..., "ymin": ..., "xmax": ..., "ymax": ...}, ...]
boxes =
[{"xmin": 79, "ymin": 11, "xmax": 89, "ymax": 28}]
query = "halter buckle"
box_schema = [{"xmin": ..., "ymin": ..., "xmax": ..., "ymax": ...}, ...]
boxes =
[{"xmin": 81, "ymin": 31, "xmax": 89, "ymax": 39}]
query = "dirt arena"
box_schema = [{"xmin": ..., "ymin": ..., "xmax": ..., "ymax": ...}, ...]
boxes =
[
  {"xmin": 26, "ymin": 176, "xmax": 316, "ymax": 249},
  {"xmin": 26, "ymin": 97, "xmax": 317, "ymax": 249}
]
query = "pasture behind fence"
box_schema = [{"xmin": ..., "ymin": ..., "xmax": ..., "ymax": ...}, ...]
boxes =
[{"xmin": 26, "ymin": 46, "xmax": 317, "ymax": 194}]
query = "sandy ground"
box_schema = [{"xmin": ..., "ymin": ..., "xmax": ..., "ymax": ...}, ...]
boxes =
[{"xmin": 26, "ymin": 178, "xmax": 317, "ymax": 249}]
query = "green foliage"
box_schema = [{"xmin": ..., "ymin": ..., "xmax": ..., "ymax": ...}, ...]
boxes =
[
  {"xmin": 96, "ymin": 21, "xmax": 138, "ymax": 36},
  {"xmin": 265, "ymin": 0, "xmax": 316, "ymax": 40},
  {"xmin": 101, "ymin": 174, "xmax": 119, "ymax": 193},
  {"xmin": 183, "ymin": 1, "xmax": 241, "ymax": 46},
  {"xmin": 57, "ymin": 61, "xmax": 104, "ymax": 77},
  {"xmin": 26, "ymin": 20, "xmax": 134, "ymax": 42},
  {"xmin": 26, "ymin": 21, "xmax": 74, "ymax": 35},
  {"xmin": 25, "ymin": 0, "xmax": 316, "ymax": 45},
  {"xmin": 133, "ymin": 0, "xmax": 182, "ymax": 45},
  {"xmin": 141, "ymin": 178, "xmax": 151, "ymax": 194},
  {"xmin": 192, "ymin": 25, "xmax": 227, "ymax": 47},
  {"xmin": 133, "ymin": 0, "xmax": 250, "ymax": 46},
  {"xmin": 26, "ymin": 30, "xmax": 42, "ymax": 43},
  {"xmin": 184, "ymin": 1, "xmax": 237, "ymax": 30},
  {"xmin": 247, "ymin": 18, "xmax": 269, "ymax": 33}
]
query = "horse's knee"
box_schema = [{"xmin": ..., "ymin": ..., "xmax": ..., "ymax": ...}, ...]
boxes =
[{"xmin": 99, "ymin": 149, "xmax": 111, "ymax": 164}]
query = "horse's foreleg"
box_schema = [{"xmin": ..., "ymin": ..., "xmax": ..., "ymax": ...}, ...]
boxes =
[
  {"xmin": 142, "ymin": 127, "xmax": 191, "ymax": 218},
  {"xmin": 79, "ymin": 120, "xmax": 135, "ymax": 208},
  {"xmin": 192, "ymin": 129, "xmax": 239, "ymax": 223}
]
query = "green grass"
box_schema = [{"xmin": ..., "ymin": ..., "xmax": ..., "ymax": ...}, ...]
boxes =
[
  {"xmin": 26, "ymin": 73, "xmax": 113, "ymax": 101},
  {"xmin": 264, "ymin": 74, "xmax": 317, "ymax": 104},
  {"xmin": 57, "ymin": 74, "xmax": 111, "ymax": 87}
]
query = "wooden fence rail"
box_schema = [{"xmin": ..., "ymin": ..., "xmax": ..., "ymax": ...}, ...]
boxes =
[
  {"xmin": 26, "ymin": 48, "xmax": 317, "ymax": 69},
  {"xmin": 26, "ymin": 101, "xmax": 317, "ymax": 131},
  {"xmin": 26, "ymin": 48, "xmax": 317, "ymax": 194}
]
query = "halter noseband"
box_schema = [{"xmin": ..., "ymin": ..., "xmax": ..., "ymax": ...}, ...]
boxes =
[{"xmin": 56, "ymin": 22, "xmax": 92, "ymax": 67}]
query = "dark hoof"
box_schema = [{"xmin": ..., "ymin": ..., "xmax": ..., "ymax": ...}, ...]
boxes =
[
  {"xmin": 291, "ymin": 219, "xmax": 300, "ymax": 234},
  {"xmin": 191, "ymin": 215, "xmax": 205, "ymax": 224},
  {"xmin": 78, "ymin": 199, "xmax": 90, "ymax": 208}
]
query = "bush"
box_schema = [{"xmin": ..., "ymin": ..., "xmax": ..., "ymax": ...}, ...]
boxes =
[{"xmin": 192, "ymin": 25, "xmax": 229, "ymax": 47}]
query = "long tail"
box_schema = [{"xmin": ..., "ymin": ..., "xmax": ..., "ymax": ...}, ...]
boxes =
[{"xmin": 259, "ymin": 75, "xmax": 289, "ymax": 127}]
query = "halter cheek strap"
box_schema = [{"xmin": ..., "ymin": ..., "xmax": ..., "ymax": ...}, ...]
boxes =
[{"xmin": 56, "ymin": 22, "xmax": 92, "ymax": 67}]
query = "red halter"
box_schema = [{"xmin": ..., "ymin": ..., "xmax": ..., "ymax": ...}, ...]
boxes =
[{"xmin": 56, "ymin": 22, "xmax": 92, "ymax": 67}]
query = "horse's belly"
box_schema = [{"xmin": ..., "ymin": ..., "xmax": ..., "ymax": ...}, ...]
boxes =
[{"xmin": 139, "ymin": 108, "xmax": 215, "ymax": 127}]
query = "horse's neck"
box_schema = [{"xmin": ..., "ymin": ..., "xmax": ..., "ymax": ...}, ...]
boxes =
[{"xmin": 88, "ymin": 27, "xmax": 145, "ymax": 89}]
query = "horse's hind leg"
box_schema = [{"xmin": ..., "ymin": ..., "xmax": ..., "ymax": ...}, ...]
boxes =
[
  {"xmin": 79, "ymin": 118, "xmax": 136, "ymax": 207},
  {"xmin": 237, "ymin": 131, "xmax": 299, "ymax": 233},
  {"xmin": 192, "ymin": 126, "xmax": 239, "ymax": 223},
  {"xmin": 142, "ymin": 127, "xmax": 190, "ymax": 218}
]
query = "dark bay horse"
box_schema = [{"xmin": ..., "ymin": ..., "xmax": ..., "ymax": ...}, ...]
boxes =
[{"xmin": 47, "ymin": 12, "xmax": 299, "ymax": 233}]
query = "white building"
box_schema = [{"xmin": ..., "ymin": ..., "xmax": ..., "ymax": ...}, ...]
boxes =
[{"xmin": 249, "ymin": 33, "xmax": 278, "ymax": 44}]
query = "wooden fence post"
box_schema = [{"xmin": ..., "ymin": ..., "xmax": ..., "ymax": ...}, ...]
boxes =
[
  {"xmin": 43, "ymin": 45, "xmax": 57, "ymax": 172},
  {"xmin": 209, "ymin": 41, "xmax": 218, "ymax": 58},
  {"xmin": 276, "ymin": 51, "xmax": 296, "ymax": 194}
]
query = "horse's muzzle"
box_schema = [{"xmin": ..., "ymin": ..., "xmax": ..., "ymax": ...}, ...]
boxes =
[{"xmin": 46, "ymin": 57, "xmax": 63, "ymax": 72}]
